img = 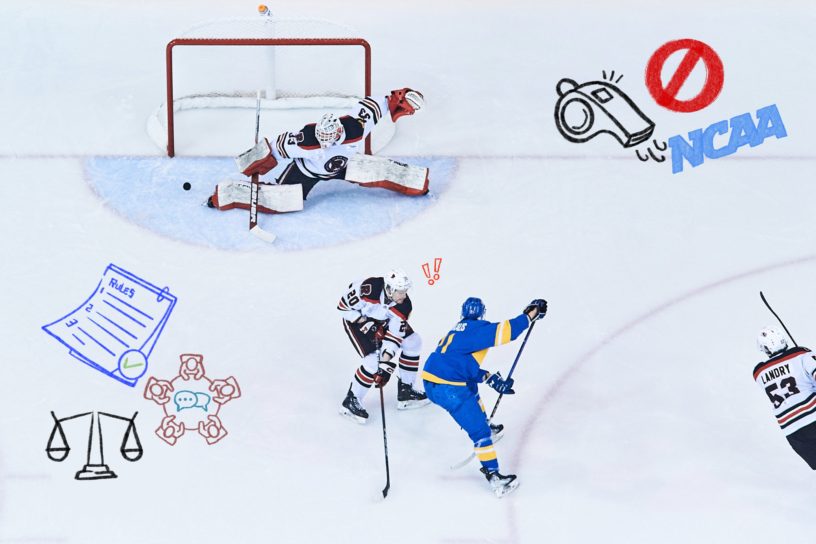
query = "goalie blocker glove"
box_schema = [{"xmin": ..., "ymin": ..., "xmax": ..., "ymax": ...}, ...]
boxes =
[
  {"xmin": 388, "ymin": 88, "xmax": 424, "ymax": 121},
  {"xmin": 235, "ymin": 138, "xmax": 279, "ymax": 177}
]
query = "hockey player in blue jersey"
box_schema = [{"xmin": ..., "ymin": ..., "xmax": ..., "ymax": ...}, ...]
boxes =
[{"xmin": 422, "ymin": 296, "xmax": 547, "ymax": 497}]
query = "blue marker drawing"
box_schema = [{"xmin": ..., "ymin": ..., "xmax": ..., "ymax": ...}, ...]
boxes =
[
  {"xmin": 173, "ymin": 390, "xmax": 211, "ymax": 412},
  {"xmin": 42, "ymin": 264, "xmax": 177, "ymax": 387}
]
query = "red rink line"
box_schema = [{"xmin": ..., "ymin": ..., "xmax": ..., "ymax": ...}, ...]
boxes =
[
  {"xmin": 0, "ymin": 153, "xmax": 816, "ymax": 161},
  {"xmin": 506, "ymin": 252, "xmax": 816, "ymax": 543}
]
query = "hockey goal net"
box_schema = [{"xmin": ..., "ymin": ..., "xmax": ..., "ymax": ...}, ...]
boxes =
[{"xmin": 148, "ymin": 15, "xmax": 393, "ymax": 157}]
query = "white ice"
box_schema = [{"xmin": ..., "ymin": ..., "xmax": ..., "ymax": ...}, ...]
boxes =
[{"xmin": 1, "ymin": 1, "xmax": 815, "ymax": 543}]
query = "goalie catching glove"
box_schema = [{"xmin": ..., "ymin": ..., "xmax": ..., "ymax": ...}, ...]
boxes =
[
  {"xmin": 236, "ymin": 138, "xmax": 279, "ymax": 177},
  {"xmin": 388, "ymin": 88, "xmax": 424, "ymax": 121}
]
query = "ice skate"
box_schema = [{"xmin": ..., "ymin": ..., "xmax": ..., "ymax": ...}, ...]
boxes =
[
  {"xmin": 480, "ymin": 467, "xmax": 519, "ymax": 498},
  {"xmin": 339, "ymin": 388, "xmax": 368, "ymax": 424},
  {"xmin": 396, "ymin": 378, "xmax": 430, "ymax": 410}
]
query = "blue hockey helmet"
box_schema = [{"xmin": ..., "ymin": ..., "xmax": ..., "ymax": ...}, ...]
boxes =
[{"xmin": 461, "ymin": 297, "xmax": 486, "ymax": 320}]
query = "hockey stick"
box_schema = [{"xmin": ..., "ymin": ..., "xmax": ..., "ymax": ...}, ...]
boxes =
[
  {"xmin": 248, "ymin": 91, "xmax": 277, "ymax": 243},
  {"xmin": 760, "ymin": 291, "xmax": 799, "ymax": 346},
  {"xmin": 450, "ymin": 320, "xmax": 538, "ymax": 470},
  {"xmin": 379, "ymin": 385, "xmax": 391, "ymax": 498}
]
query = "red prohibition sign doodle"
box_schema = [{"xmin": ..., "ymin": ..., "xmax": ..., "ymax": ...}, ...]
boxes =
[{"xmin": 645, "ymin": 38, "xmax": 724, "ymax": 113}]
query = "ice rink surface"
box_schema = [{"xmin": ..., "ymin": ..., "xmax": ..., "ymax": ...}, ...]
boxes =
[{"xmin": 2, "ymin": 1, "xmax": 816, "ymax": 543}]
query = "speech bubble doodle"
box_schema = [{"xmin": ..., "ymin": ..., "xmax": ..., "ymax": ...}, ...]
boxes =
[{"xmin": 173, "ymin": 390, "xmax": 211, "ymax": 412}]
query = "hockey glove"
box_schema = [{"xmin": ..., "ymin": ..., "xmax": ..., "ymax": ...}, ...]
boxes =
[
  {"xmin": 485, "ymin": 372, "xmax": 515, "ymax": 395},
  {"xmin": 358, "ymin": 318, "xmax": 376, "ymax": 336},
  {"xmin": 236, "ymin": 138, "xmax": 279, "ymax": 177},
  {"xmin": 524, "ymin": 299, "xmax": 547, "ymax": 321},
  {"xmin": 373, "ymin": 360, "xmax": 396, "ymax": 388},
  {"xmin": 387, "ymin": 88, "xmax": 424, "ymax": 121}
]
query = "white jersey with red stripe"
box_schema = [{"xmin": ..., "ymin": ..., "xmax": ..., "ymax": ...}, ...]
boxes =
[
  {"xmin": 270, "ymin": 96, "xmax": 387, "ymax": 180},
  {"xmin": 753, "ymin": 346, "xmax": 816, "ymax": 435},
  {"xmin": 336, "ymin": 276, "xmax": 412, "ymax": 356}
]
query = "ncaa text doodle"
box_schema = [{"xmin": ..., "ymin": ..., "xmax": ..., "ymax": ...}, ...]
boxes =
[
  {"xmin": 42, "ymin": 264, "xmax": 177, "ymax": 387},
  {"xmin": 144, "ymin": 354, "xmax": 241, "ymax": 446},
  {"xmin": 46, "ymin": 410, "xmax": 143, "ymax": 481}
]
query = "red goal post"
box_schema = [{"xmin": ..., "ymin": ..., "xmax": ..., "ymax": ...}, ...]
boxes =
[{"xmin": 154, "ymin": 17, "xmax": 375, "ymax": 157}]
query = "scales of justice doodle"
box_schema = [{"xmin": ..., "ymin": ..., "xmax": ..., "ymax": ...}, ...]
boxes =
[{"xmin": 45, "ymin": 410, "xmax": 143, "ymax": 480}]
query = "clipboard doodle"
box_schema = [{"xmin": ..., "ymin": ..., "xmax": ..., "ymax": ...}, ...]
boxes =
[{"xmin": 42, "ymin": 264, "xmax": 177, "ymax": 387}]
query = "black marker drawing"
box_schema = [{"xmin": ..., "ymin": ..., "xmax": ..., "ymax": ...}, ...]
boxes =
[
  {"xmin": 46, "ymin": 410, "xmax": 143, "ymax": 480},
  {"xmin": 554, "ymin": 75, "xmax": 655, "ymax": 148},
  {"xmin": 636, "ymin": 139, "xmax": 668, "ymax": 162}
]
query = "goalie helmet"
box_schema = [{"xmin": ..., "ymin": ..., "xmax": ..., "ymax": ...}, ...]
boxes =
[
  {"xmin": 315, "ymin": 113, "xmax": 344, "ymax": 148},
  {"xmin": 757, "ymin": 326, "xmax": 789, "ymax": 357},
  {"xmin": 384, "ymin": 269, "xmax": 411, "ymax": 299},
  {"xmin": 461, "ymin": 297, "xmax": 486, "ymax": 320}
]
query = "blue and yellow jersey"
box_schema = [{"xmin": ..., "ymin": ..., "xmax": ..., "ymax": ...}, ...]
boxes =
[{"xmin": 421, "ymin": 313, "xmax": 530, "ymax": 386}]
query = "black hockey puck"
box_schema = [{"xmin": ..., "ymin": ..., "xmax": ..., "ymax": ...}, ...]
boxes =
[{"xmin": 182, "ymin": 182, "xmax": 191, "ymax": 191}]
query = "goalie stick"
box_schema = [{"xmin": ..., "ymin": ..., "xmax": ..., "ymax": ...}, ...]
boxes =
[
  {"xmin": 248, "ymin": 91, "xmax": 277, "ymax": 243},
  {"xmin": 450, "ymin": 320, "xmax": 538, "ymax": 470}
]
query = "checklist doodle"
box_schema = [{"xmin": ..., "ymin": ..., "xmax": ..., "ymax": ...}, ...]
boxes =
[{"xmin": 42, "ymin": 264, "xmax": 177, "ymax": 387}]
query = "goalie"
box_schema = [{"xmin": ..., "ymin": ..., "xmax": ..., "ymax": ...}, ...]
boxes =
[{"xmin": 206, "ymin": 88, "xmax": 428, "ymax": 214}]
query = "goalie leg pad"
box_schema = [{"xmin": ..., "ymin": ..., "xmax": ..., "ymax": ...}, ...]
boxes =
[
  {"xmin": 344, "ymin": 154, "xmax": 429, "ymax": 196},
  {"xmin": 211, "ymin": 181, "xmax": 303, "ymax": 214}
]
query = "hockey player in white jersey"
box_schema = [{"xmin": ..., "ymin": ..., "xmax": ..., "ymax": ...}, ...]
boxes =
[
  {"xmin": 754, "ymin": 327, "xmax": 816, "ymax": 469},
  {"xmin": 206, "ymin": 89, "xmax": 428, "ymax": 214},
  {"xmin": 337, "ymin": 269, "xmax": 429, "ymax": 423}
]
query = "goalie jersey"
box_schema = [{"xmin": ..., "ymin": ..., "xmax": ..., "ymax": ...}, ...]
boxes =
[
  {"xmin": 422, "ymin": 314, "xmax": 530, "ymax": 386},
  {"xmin": 337, "ymin": 276, "xmax": 412, "ymax": 357},
  {"xmin": 271, "ymin": 96, "xmax": 387, "ymax": 180},
  {"xmin": 753, "ymin": 346, "xmax": 816, "ymax": 435}
]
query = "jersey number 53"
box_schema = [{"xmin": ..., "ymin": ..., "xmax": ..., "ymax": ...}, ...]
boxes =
[{"xmin": 765, "ymin": 377, "xmax": 800, "ymax": 409}]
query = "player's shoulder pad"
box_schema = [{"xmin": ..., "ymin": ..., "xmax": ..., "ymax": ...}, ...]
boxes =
[
  {"xmin": 752, "ymin": 346, "xmax": 812, "ymax": 376},
  {"xmin": 390, "ymin": 296, "xmax": 412, "ymax": 320},
  {"xmin": 360, "ymin": 277, "xmax": 384, "ymax": 303},
  {"xmin": 274, "ymin": 126, "xmax": 319, "ymax": 158},
  {"xmin": 296, "ymin": 124, "xmax": 321, "ymax": 149},
  {"xmin": 340, "ymin": 115, "xmax": 365, "ymax": 144}
]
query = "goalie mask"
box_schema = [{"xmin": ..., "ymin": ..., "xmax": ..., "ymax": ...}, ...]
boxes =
[
  {"xmin": 757, "ymin": 326, "xmax": 789, "ymax": 357},
  {"xmin": 315, "ymin": 113, "xmax": 344, "ymax": 149},
  {"xmin": 384, "ymin": 269, "xmax": 411, "ymax": 301}
]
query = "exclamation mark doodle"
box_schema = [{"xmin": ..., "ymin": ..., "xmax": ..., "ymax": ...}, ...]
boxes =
[{"xmin": 422, "ymin": 258, "xmax": 443, "ymax": 286}]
